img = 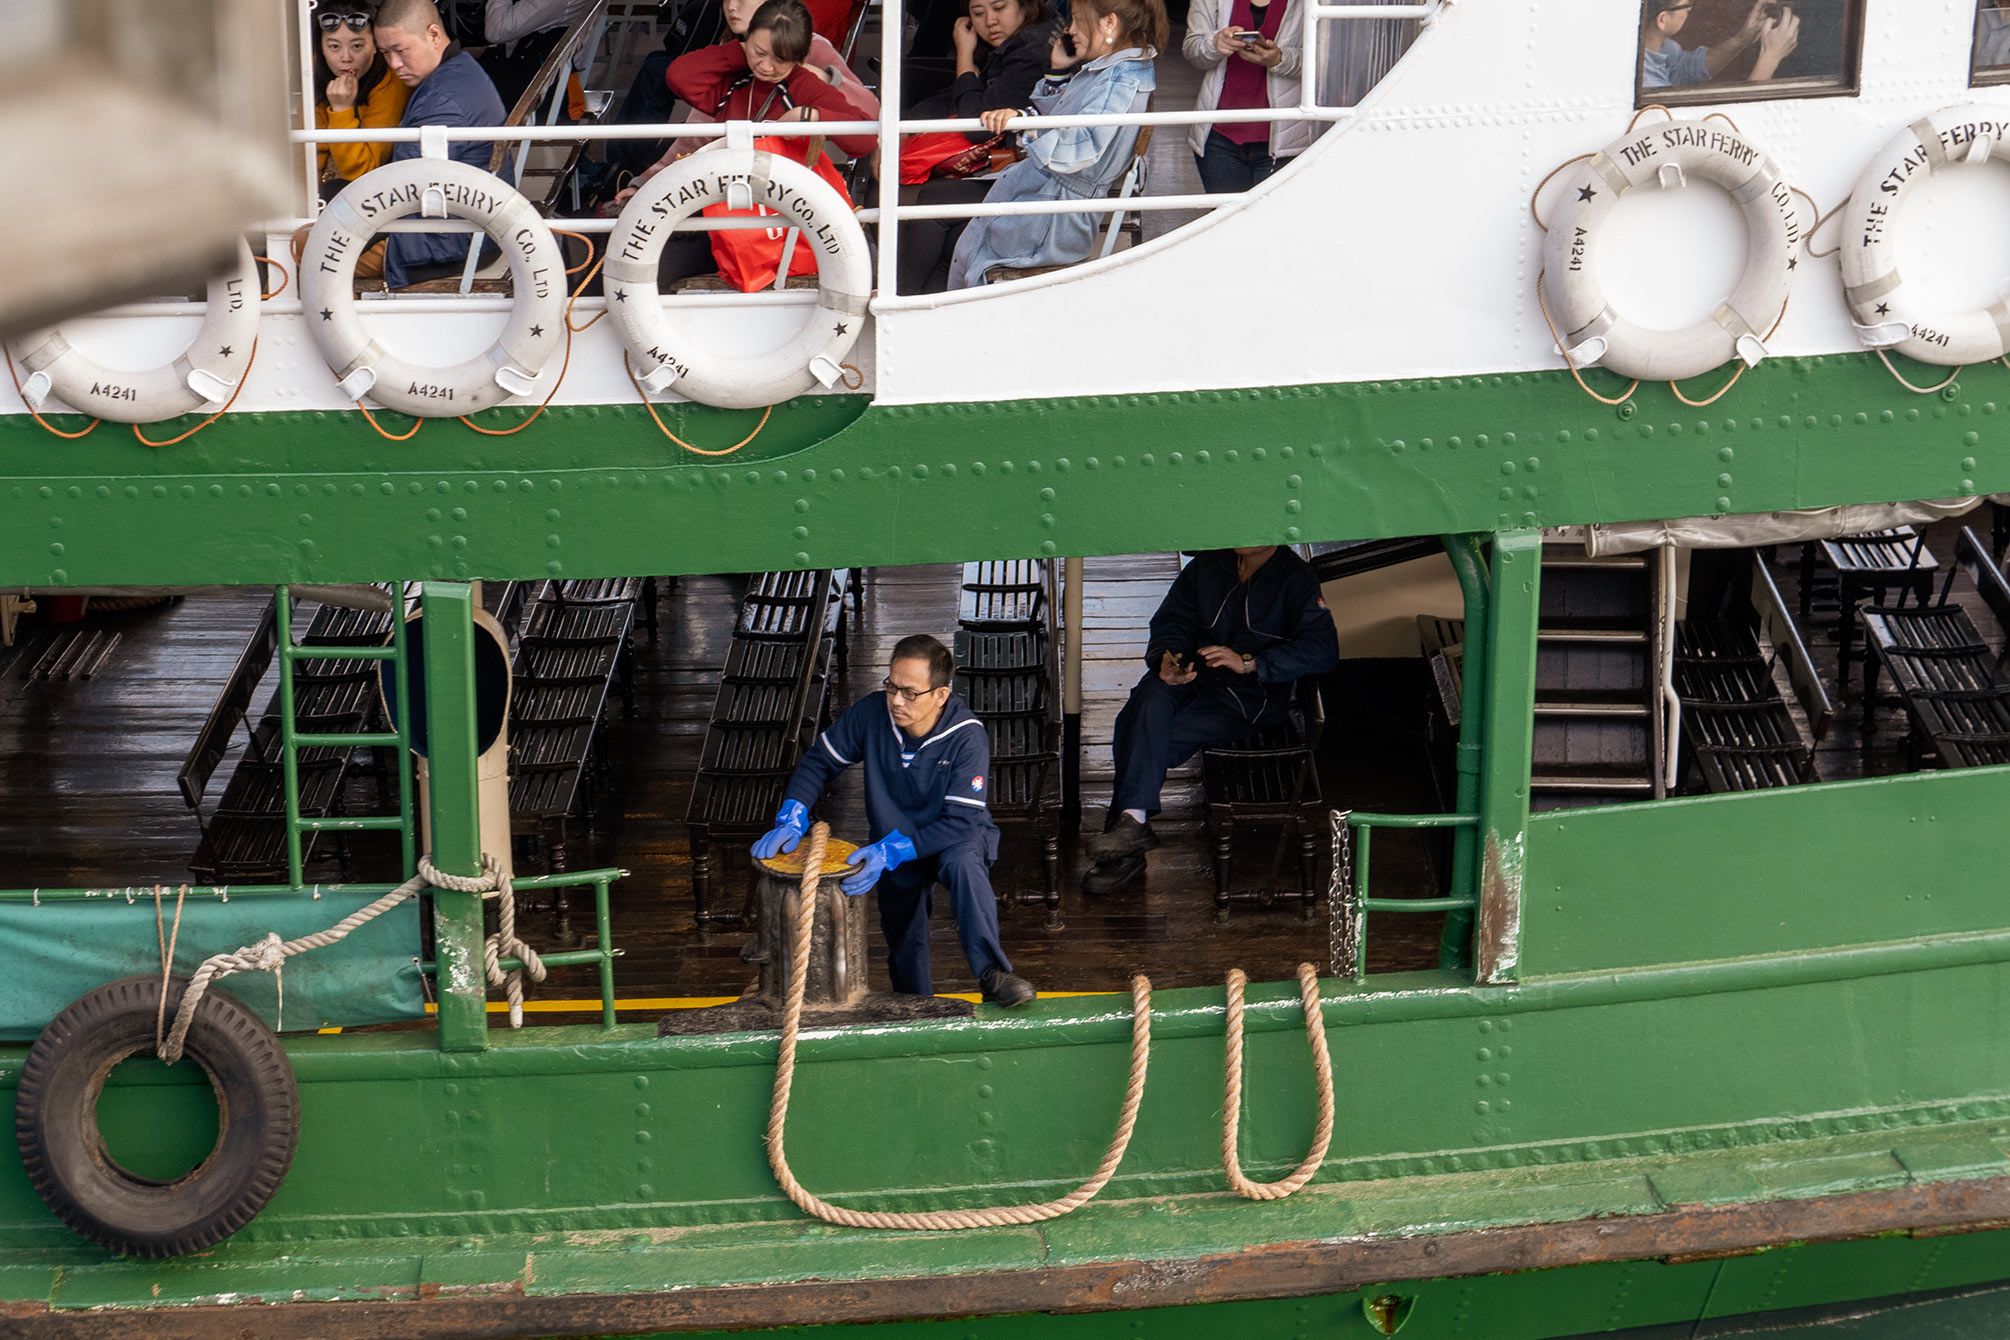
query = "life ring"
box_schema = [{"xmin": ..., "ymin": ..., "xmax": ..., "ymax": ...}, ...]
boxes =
[
  {"xmin": 603, "ymin": 143, "xmax": 870, "ymax": 410},
  {"xmin": 13, "ymin": 975, "xmax": 299, "ymax": 1258},
  {"xmin": 1541, "ymin": 119, "xmax": 1800, "ymax": 382},
  {"xmin": 6, "ymin": 240, "xmax": 259, "ymax": 425},
  {"xmin": 1840, "ymin": 105, "xmax": 2010, "ymax": 366},
  {"xmin": 300, "ymin": 158, "xmax": 566, "ymax": 418}
]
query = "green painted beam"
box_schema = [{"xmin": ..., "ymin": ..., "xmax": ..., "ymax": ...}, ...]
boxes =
[
  {"xmin": 2, "ymin": 358, "xmax": 2006, "ymax": 586},
  {"xmin": 417, "ymin": 582, "xmax": 487, "ymax": 1052},
  {"xmin": 1474, "ymin": 531, "xmax": 1540, "ymax": 985}
]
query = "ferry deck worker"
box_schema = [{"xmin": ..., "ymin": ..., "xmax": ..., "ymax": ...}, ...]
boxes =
[
  {"xmin": 1639, "ymin": 0, "xmax": 1799, "ymax": 90},
  {"xmin": 1081, "ymin": 546, "xmax": 1337, "ymax": 896},
  {"xmin": 312, "ymin": 0, "xmax": 412, "ymax": 194},
  {"xmin": 751, "ymin": 635, "xmax": 1039, "ymax": 1009},
  {"xmin": 373, "ymin": 0, "xmax": 509, "ymax": 287}
]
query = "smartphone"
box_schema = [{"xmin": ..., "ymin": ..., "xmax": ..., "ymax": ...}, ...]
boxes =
[
  {"xmin": 1231, "ymin": 28, "xmax": 1263, "ymax": 41},
  {"xmin": 1058, "ymin": 29, "xmax": 1077, "ymax": 55}
]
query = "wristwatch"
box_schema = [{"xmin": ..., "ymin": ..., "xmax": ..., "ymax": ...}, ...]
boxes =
[{"xmin": 1240, "ymin": 652, "xmax": 1255, "ymax": 670}]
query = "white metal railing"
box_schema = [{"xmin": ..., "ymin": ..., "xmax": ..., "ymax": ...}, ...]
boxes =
[{"xmin": 262, "ymin": 0, "xmax": 1440, "ymax": 319}]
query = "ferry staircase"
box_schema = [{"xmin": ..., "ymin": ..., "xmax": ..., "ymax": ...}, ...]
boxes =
[{"xmin": 1423, "ymin": 541, "xmax": 1672, "ymax": 812}]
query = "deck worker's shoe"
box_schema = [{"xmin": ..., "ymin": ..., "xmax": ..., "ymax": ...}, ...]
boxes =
[
  {"xmin": 1087, "ymin": 813, "xmax": 1158, "ymax": 861},
  {"xmin": 980, "ymin": 968, "xmax": 1037, "ymax": 1008},
  {"xmin": 1079, "ymin": 851, "xmax": 1147, "ymax": 896}
]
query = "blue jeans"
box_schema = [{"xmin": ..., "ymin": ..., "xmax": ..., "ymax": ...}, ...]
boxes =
[{"xmin": 1194, "ymin": 129, "xmax": 1286, "ymax": 195}]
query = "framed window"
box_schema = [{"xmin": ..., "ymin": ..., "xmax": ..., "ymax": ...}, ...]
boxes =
[
  {"xmin": 1976, "ymin": 2, "xmax": 2010, "ymax": 84},
  {"xmin": 1635, "ymin": 0, "xmax": 1864, "ymax": 107}
]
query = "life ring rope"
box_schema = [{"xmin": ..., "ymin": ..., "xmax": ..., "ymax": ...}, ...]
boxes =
[
  {"xmin": 3, "ymin": 344, "xmax": 100, "ymax": 440},
  {"xmin": 1534, "ymin": 268, "xmax": 1640, "ymax": 407},
  {"xmin": 455, "ymin": 232, "xmax": 606, "ymax": 437},
  {"xmin": 132, "ymin": 339, "xmax": 260, "ymax": 449},
  {"xmin": 624, "ymin": 354, "xmax": 775, "ymax": 456}
]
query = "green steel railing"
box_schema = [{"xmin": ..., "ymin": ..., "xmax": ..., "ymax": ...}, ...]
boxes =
[
  {"xmin": 1331, "ymin": 809, "xmax": 1479, "ymax": 983},
  {"xmin": 275, "ymin": 584, "xmax": 416, "ymax": 888},
  {"xmin": 418, "ymin": 868, "xmax": 626, "ymax": 1029}
]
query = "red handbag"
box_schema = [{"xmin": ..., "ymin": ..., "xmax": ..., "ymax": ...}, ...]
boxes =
[
  {"xmin": 897, "ymin": 131, "xmax": 1011, "ymax": 185},
  {"xmin": 705, "ymin": 136, "xmax": 856, "ymax": 293}
]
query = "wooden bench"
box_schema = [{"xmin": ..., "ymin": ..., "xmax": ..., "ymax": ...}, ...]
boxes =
[
  {"xmin": 953, "ymin": 564, "xmax": 1063, "ymax": 927},
  {"xmin": 685, "ymin": 570, "xmax": 843, "ymax": 923},
  {"xmin": 1805, "ymin": 527, "xmax": 1938, "ymax": 684},
  {"xmin": 1674, "ymin": 557, "xmax": 1832, "ymax": 793},
  {"xmin": 1200, "ymin": 677, "xmax": 1326, "ymax": 923},
  {"xmin": 1861, "ymin": 527, "xmax": 2010, "ymax": 770}
]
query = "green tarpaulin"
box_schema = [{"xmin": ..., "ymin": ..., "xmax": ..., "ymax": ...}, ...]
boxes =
[{"xmin": 0, "ymin": 889, "xmax": 425, "ymax": 1040}]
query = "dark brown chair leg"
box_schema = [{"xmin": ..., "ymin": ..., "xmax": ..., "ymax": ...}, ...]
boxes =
[
  {"xmin": 1211, "ymin": 812, "xmax": 1233, "ymax": 923},
  {"xmin": 690, "ymin": 827, "xmax": 713, "ymax": 925},
  {"xmin": 1041, "ymin": 827, "xmax": 1061, "ymax": 930}
]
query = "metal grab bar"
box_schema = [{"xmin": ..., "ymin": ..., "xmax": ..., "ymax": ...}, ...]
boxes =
[{"xmin": 1331, "ymin": 809, "xmax": 1478, "ymax": 983}]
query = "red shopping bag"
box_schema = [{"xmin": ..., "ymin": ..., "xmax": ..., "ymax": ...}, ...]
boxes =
[
  {"xmin": 896, "ymin": 131, "xmax": 1009, "ymax": 185},
  {"xmin": 706, "ymin": 136, "xmax": 855, "ymax": 293}
]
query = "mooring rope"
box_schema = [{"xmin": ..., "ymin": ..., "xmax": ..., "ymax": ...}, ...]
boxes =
[
  {"xmin": 158, "ymin": 853, "xmax": 545, "ymax": 1062},
  {"xmin": 765, "ymin": 822, "xmax": 1154, "ymax": 1229},
  {"xmin": 1221, "ymin": 963, "xmax": 1335, "ymax": 1199}
]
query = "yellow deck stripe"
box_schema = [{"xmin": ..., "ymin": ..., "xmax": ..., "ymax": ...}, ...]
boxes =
[{"xmin": 417, "ymin": 990, "xmax": 1118, "ymax": 1015}]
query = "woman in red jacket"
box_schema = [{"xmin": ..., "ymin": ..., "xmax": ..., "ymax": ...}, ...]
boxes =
[{"xmin": 626, "ymin": 0, "xmax": 873, "ymax": 285}]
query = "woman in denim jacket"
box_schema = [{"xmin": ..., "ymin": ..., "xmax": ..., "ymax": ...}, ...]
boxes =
[{"xmin": 943, "ymin": 0, "xmax": 1163, "ymax": 289}]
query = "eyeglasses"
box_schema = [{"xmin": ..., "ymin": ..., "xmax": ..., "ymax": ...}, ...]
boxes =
[
  {"xmin": 316, "ymin": 8, "xmax": 373, "ymax": 31},
  {"xmin": 882, "ymin": 677, "xmax": 944, "ymax": 705}
]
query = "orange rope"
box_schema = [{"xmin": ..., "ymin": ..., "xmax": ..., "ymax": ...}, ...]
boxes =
[
  {"xmin": 356, "ymin": 402, "xmax": 425, "ymax": 441},
  {"xmin": 1665, "ymin": 296, "xmax": 1792, "ymax": 409},
  {"xmin": 1792, "ymin": 188, "xmax": 1845, "ymax": 260},
  {"xmin": 550, "ymin": 228, "xmax": 597, "ymax": 276},
  {"xmin": 4, "ymin": 345, "xmax": 100, "ymax": 440},
  {"xmin": 1530, "ymin": 152, "xmax": 1596, "ymax": 233},
  {"xmin": 1875, "ymin": 348, "xmax": 1963, "ymax": 396},
  {"xmin": 257, "ymin": 255, "xmax": 291, "ymax": 301},
  {"xmin": 132, "ymin": 340, "xmax": 258, "ymax": 449},
  {"xmin": 624, "ymin": 355, "xmax": 773, "ymax": 456},
  {"xmin": 566, "ymin": 254, "xmax": 609, "ymax": 334},
  {"xmin": 456, "ymin": 240, "xmax": 613, "ymax": 436},
  {"xmin": 1702, "ymin": 110, "xmax": 1745, "ymax": 134},
  {"xmin": 1534, "ymin": 269, "xmax": 1639, "ymax": 408},
  {"xmin": 1627, "ymin": 104, "xmax": 1674, "ymax": 133}
]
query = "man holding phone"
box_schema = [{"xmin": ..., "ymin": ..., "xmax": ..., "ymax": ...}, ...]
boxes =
[{"xmin": 1081, "ymin": 546, "xmax": 1338, "ymax": 895}]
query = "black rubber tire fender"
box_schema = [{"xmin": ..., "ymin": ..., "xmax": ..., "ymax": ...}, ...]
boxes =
[{"xmin": 13, "ymin": 974, "xmax": 299, "ymax": 1257}]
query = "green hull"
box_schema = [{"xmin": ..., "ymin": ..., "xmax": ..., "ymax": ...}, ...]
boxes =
[{"xmin": 7, "ymin": 358, "xmax": 2010, "ymax": 1332}]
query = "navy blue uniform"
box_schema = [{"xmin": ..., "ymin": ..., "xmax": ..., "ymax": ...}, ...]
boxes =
[
  {"xmin": 784, "ymin": 692, "xmax": 1012, "ymax": 995},
  {"xmin": 1111, "ymin": 548, "xmax": 1339, "ymax": 816}
]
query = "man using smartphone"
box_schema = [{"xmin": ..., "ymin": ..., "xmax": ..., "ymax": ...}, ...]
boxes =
[{"xmin": 1081, "ymin": 546, "xmax": 1338, "ymax": 895}]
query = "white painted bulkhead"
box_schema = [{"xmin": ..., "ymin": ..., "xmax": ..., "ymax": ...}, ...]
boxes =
[{"xmin": 3, "ymin": 0, "xmax": 2007, "ymax": 418}]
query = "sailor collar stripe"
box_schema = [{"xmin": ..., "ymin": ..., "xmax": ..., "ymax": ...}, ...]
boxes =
[{"xmin": 884, "ymin": 706, "xmax": 985, "ymax": 768}]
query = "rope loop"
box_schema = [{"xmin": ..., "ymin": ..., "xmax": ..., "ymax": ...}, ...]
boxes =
[
  {"xmin": 1222, "ymin": 963, "xmax": 1335, "ymax": 1200},
  {"xmin": 765, "ymin": 823, "xmax": 1153, "ymax": 1230}
]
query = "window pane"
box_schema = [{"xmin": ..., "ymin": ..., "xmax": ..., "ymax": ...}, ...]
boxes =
[
  {"xmin": 1639, "ymin": 0, "xmax": 1859, "ymax": 103},
  {"xmin": 1977, "ymin": 2, "xmax": 2010, "ymax": 78}
]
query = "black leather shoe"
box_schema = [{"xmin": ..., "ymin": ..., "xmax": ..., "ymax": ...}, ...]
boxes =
[
  {"xmin": 1080, "ymin": 851, "xmax": 1147, "ymax": 896},
  {"xmin": 1087, "ymin": 813, "xmax": 1159, "ymax": 861},
  {"xmin": 979, "ymin": 968, "xmax": 1036, "ymax": 1008}
]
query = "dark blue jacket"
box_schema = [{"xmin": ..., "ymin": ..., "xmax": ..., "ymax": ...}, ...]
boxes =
[
  {"xmin": 784, "ymin": 692, "xmax": 999, "ymax": 859},
  {"xmin": 1144, "ymin": 548, "xmax": 1339, "ymax": 718},
  {"xmin": 385, "ymin": 49, "xmax": 506, "ymax": 288}
]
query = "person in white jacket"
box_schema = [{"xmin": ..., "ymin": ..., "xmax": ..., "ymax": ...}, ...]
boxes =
[{"xmin": 1181, "ymin": 0, "xmax": 1313, "ymax": 192}]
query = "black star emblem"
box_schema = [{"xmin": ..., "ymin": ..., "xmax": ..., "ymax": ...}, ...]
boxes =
[
  {"xmin": 529, "ymin": 324, "xmax": 544, "ymax": 338},
  {"xmin": 319, "ymin": 308, "xmax": 333, "ymax": 321},
  {"xmin": 1876, "ymin": 302, "xmax": 1890, "ymax": 317},
  {"xmin": 1577, "ymin": 185, "xmax": 1596, "ymax": 202},
  {"xmin": 614, "ymin": 291, "xmax": 627, "ymax": 302},
  {"xmin": 834, "ymin": 322, "xmax": 849, "ymax": 336},
  {"xmin": 218, "ymin": 345, "xmax": 233, "ymax": 357},
  {"xmin": 1787, "ymin": 257, "xmax": 1797, "ymax": 271}
]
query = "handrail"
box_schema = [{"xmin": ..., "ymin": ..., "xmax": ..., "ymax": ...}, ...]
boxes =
[
  {"xmin": 1330, "ymin": 809, "xmax": 1478, "ymax": 983},
  {"xmin": 416, "ymin": 866, "xmax": 626, "ymax": 1028}
]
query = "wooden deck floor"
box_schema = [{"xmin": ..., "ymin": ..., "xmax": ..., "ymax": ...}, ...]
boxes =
[{"xmin": 0, "ymin": 524, "xmax": 1999, "ymax": 1022}]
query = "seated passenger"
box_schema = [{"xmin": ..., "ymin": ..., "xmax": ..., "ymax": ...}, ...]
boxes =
[
  {"xmin": 940, "ymin": 0, "xmax": 1161, "ymax": 291},
  {"xmin": 1080, "ymin": 547, "xmax": 1338, "ymax": 896},
  {"xmin": 374, "ymin": 0, "xmax": 509, "ymax": 287},
  {"xmin": 604, "ymin": 0, "xmax": 877, "ymax": 184},
  {"xmin": 1182, "ymin": 0, "xmax": 1307, "ymax": 193},
  {"xmin": 313, "ymin": 0, "xmax": 411, "ymax": 195},
  {"xmin": 631, "ymin": 0, "xmax": 877, "ymax": 285},
  {"xmin": 1640, "ymin": 0, "xmax": 1799, "ymax": 90},
  {"xmin": 478, "ymin": 0, "xmax": 602, "ymax": 111},
  {"xmin": 894, "ymin": 0, "xmax": 1057, "ymax": 184}
]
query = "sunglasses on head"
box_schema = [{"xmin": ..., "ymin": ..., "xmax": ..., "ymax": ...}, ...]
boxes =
[{"xmin": 316, "ymin": 8, "xmax": 373, "ymax": 31}]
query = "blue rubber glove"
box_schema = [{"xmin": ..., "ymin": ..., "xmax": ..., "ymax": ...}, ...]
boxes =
[
  {"xmin": 841, "ymin": 830, "xmax": 917, "ymax": 895},
  {"xmin": 750, "ymin": 800, "xmax": 810, "ymax": 860}
]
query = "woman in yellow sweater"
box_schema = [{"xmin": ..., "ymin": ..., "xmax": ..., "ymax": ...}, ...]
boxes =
[{"xmin": 313, "ymin": 1, "xmax": 410, "ymax": 194}]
